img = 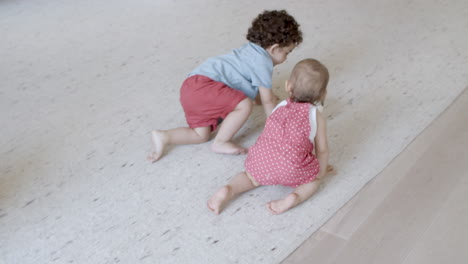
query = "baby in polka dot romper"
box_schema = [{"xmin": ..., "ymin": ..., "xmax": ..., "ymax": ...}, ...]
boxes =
[{"xmin": 208, "ymin": 59, "xmax": 335, "ymax": 215}]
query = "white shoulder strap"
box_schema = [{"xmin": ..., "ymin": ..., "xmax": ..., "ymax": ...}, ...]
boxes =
[
  {"xmin": 271, "ymin": 99, "xmax": 288, "ymax": 114},
  {"xmin": 309, "ymin": 105, "xmax": 318, "ymax": 142}
]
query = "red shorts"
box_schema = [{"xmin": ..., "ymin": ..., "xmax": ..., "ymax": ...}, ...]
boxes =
[{"xmin": 180, "ymin": 75, "xmax": 247, "ymax": 131}]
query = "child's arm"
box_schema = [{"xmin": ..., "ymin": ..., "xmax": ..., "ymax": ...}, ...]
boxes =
[
  {"xmin": 258, "ymin": 86, "xmax": 278, "ymax": 116},
  {"xmin": 254, "ymin": 94, "xmax": 262, "ymax": 105},
  {"xmin": 314, "ymin": 110, "xmax": 329, "ymax": 179}
]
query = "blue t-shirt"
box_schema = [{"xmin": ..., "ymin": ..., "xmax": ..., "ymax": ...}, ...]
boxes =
[{"xmin": 188, "ymin": 42, "xmax": 273, "ymax": 100}]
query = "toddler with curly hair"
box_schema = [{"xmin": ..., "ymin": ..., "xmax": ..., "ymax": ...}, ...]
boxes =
[{"xmin": 148, "ymin": 10, "xmax": 303, "ymax": 162}]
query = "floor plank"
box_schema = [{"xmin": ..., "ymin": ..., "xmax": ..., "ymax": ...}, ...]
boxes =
[
  {"xmin": 281, "ymin": 231, "xmax": 347, "ymax": 264},
  {"xmin": 402, "ymin": 175, "xmax": 468, "ymax": 264},
  {"xmin": 283, "ymin": 89, "xmax": 468, "ymax": 263}
]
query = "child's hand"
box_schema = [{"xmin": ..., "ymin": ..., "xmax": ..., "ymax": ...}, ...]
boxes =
[
  {"xmin": 254, "ymin": 94, "xmax": 262, "ymax": 105},
  {"xmin": 326, "ymin": 165, "xmax": 336, "ymax": 175},
  {"xmin": 254, "ymin": 92, "xmax": 279, "ymax": 105},
  {"xmin": 273, "ymin": 93, "xmax": 279, "ymax": 103}
]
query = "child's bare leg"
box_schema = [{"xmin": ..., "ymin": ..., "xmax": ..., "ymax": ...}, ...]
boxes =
[
  {"xmin": 207, "ymin": 171, "xmax": 257, "ymax": 215},
  {"xmin": 148, "ymin": 126, "xmax": 210, "ymax": 162},
  {"xmin": 267, "ymin": 179, "xmax": 321, "ymax": 215},
  {"xmin": 211, "ymin": 98, "xmax": 252, "ymax": 155},
  {"xmin": 267, "ymin": 165, "xmax": 335, "ymax": 214}
]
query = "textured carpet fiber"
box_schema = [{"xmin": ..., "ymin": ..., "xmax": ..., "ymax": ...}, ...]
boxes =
[{"xmin": 1, "ymin": 0, "xmax": 467, "ymax": 263}]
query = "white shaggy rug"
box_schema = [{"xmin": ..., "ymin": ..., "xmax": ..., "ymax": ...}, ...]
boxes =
[{"xmin": 1, "ymin": 0, "xmax": 467, "ymax": 263}]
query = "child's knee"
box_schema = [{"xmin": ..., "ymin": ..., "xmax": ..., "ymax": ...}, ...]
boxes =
[
  {"xmin": 194, "ymin": 127, "xmax": 211, "ymax": 142},
  {"xmin": 195, "ymin": 134, "xmax": 209, "ymax": 143},
  {"xmin": 237, "ymin": 98, "xmax": 253, "ymax": 113},
  {"xmin": 198, "ymin": 132, "xmax": 211, "ymax": 142}
]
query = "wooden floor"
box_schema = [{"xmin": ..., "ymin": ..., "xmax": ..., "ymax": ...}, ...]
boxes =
[{"xmin": 282, "ymin": 88, "xmax": 468, "ymax": 264}]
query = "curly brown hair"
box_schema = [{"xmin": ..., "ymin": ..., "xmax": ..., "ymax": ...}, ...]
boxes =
[{"xmin": 246, "ymin": 10, "xmax": 303, "ymax": 48}]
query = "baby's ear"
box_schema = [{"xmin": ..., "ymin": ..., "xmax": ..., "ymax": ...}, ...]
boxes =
[{"xmin": 285, "ymin": 80, "xmax": 293, "ymax": 94}]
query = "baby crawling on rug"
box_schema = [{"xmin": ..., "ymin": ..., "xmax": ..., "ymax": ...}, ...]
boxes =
[{"xmin": 208, "ymin": 59, "xmax": 335, "ymax": 215}]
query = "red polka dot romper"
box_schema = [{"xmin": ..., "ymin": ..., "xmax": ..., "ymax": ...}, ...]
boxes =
[{"xmin": 245, "ymin": 98, "xmax": 320, "ymax": 188}]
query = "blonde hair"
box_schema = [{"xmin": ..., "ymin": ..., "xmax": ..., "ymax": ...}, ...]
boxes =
[{"xmin": 289, "ymin": 58, "xmax": 329, "ymax": 105}]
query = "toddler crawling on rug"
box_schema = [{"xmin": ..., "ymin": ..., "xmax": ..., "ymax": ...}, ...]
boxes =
[
  {"xmin": 148, "ymin": 10, "xmax": 302, "ymax": 162},
  {"xmin": 208, "ymin": 59, "xmax": 335, "ymax": 215}
]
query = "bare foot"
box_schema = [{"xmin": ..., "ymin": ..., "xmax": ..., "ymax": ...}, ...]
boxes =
[
  {"xmin": 267, "ymin": 193, "xmax": 299, "ymax": 215},
  {"xmin": 147, "ymin": 130, "xmax": 168, "ymax": 163},
  {"xmin": 211, "ymin": 141, "xmax": 248, "ymax": 155},
  {"xmin": 207, "ymin": 186, "xmax": 232, "ymax": 215}
]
